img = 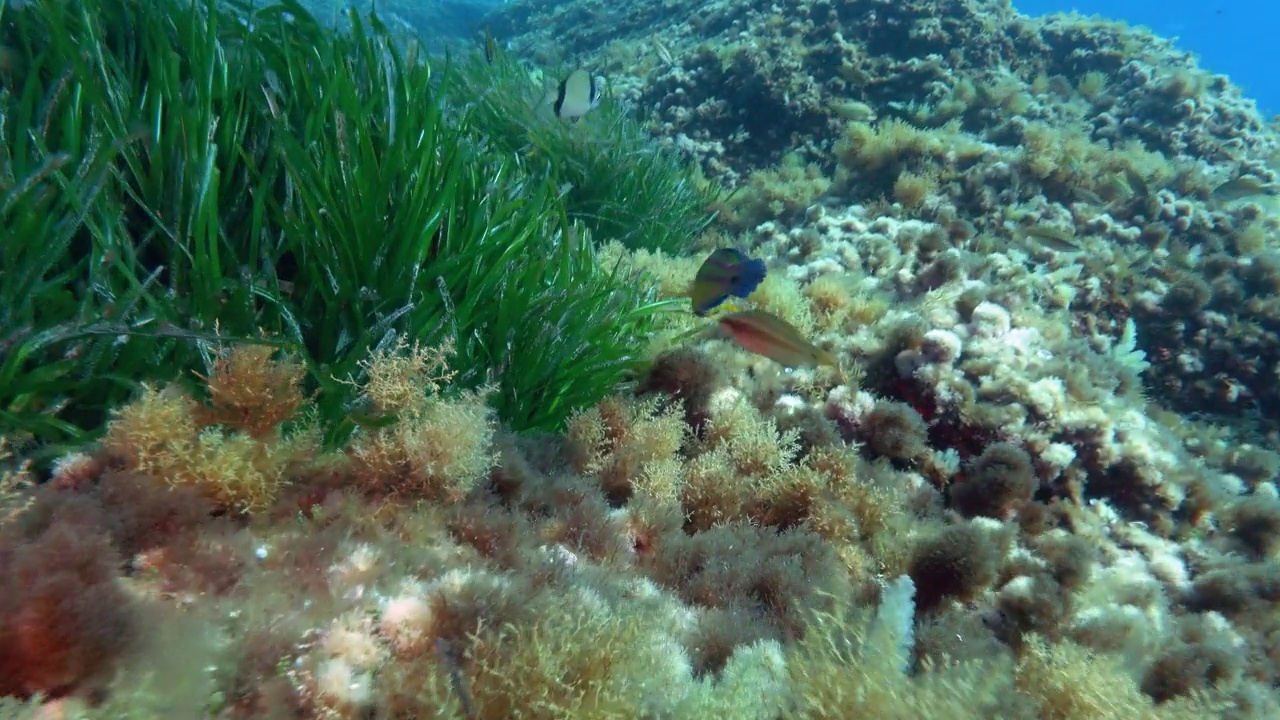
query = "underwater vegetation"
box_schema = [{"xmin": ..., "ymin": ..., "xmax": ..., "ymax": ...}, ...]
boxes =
[
  {"xmin": 6, "ymin": 0, "xmax": 1280, "ymax": 717},
  {"xmin": 0, "ymin": 0, "xmax": 715, "ymax": 463},
  {"xmin": 446, "ymin": 48, "xmax": 721, "ymax": 256}
]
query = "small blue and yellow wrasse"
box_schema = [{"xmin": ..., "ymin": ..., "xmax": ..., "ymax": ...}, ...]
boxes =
[
  {"xmin": 690, "ymin": 248, "xmax": 767, "ymax": 316},
  {"xmin": 718, "ymin": 309, "xmax": 838, "ymax": 369}
]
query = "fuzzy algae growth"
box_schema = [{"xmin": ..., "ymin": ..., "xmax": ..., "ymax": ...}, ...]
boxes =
[{"xmin": 0, "ymin": 340, "xmax": 1229, "ymax": 719}]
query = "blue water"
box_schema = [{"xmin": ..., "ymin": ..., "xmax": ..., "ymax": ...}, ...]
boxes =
[{"xmin": 1014, "ymin": 1, "xmax": 1278, "ymax": 118}]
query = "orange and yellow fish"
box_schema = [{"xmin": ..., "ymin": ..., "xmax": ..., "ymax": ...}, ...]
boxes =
[{"xmin": 717, "ymin": 309, "xmax": 838, "ymax": 369}]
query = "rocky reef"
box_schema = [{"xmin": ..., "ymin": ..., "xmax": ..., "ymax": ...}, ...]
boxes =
[
  {"xmin": 493, "ymin": 0, "xmax": 1280, "ymax": 433},
  {"xmin": 493, "ymin": 0, "xmax": 1280, "ymax": 714},
  {"xmin": 4, "ymin": 0, "xmax": 1280, "ymax": 718}
]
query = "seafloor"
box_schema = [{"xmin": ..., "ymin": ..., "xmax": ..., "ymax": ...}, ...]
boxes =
[{"xmin": 3, "ymin": 0, "xmax": 1280, "ymax": 717}]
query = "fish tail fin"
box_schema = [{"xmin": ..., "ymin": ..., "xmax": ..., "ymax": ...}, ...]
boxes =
[{"xmin": 731, "ymin": 258, "xmax": 768, "ymax": 297}]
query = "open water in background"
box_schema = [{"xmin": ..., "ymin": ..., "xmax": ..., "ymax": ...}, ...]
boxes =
[{"xmin": 1013, "ymin": 0, "xmax": 1278, "ymax": 117}]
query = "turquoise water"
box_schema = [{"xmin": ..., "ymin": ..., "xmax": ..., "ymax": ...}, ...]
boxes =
[{"xmin": 1014, "ymin": 1, "xmax": 1278, "ymax": 116}]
